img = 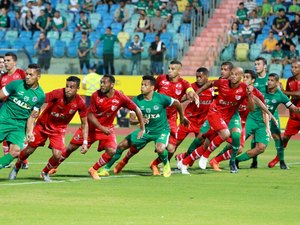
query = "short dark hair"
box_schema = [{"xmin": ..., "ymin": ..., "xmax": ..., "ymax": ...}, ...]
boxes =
[
  {"xmin": 5, "ymin": 52, "xmax": 17, "ymax": 61},
  {"xmin": 196, "ymin": 67, "xmax": 209, "ymax": 76},
  {"xmin": 255, "ymin": 57, "xmax": 267, "ymax": 65},
  {"xmin": 0, "ymin": 55, "xmax": 4, "ymax": 59},
  {"xmin": 279, "ymin": 8, "xmax": 285, "ymax": 12},
  {"xmin": 107, "ymin": 26, "xmax": 112, "ymax": 30},
  {"xmin": 82, "ymin": 31, "xmax": 87, "ymax": 35},
  {"xmin": 142, "ymin": 75, "xmax": 156, "ymax": 86},
  {"xmin": 28, "ymin": 63, "xmax": 41, "ymax": 75},
  {"xmin": 67, "ymin": 76, "xmax": 81, "ymax": 88},
  {"xmin": 170, "ymin": 60, "xmax": 182, "ymax": 67},
  {"xmin": 269, "ymin": 73, "xmax": 280, "ymax": 81},
  {"xmin": 244, "ymin": 69, "xmax": 257, "ymax": 80},
  {"xmin": 103, "ymin": 74, "xmax": 115, "ymax": 83},
  {"xmin": 221, "ymin": 61, "xmax": 234, "ymax": 70}
]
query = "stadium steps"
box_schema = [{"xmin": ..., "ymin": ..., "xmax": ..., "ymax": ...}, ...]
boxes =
[{"xmin": 181, "ymin": 0, "xmax": 240, "ymax": 75}]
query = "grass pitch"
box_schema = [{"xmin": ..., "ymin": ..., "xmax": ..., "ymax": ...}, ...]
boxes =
[{"xmin": 1, "ymin": 134, "xmax": 300, "ymax": 225}]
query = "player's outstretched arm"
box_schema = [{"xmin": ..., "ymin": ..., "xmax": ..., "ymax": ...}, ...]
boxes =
[
  {"xmin": 80, "ymin": 116, "xmax": 89, "ymax": 154},
  {"xmin": 253, "ymin": 95, "xmax": 278, "ymax": 126},
  {"xmin": 0, "ymin": 89, "xmax": 7, "ymax": 101},
  {"xmin": 172, "ymin": 99, "xmax": 189, "ymax": 127},
  {"xmin": 195, "ymin": 80, "xmax": 213, "ymax": 95},
  {"xmin": 289, "ymin": 104, "xmax": 300, "ymax": 114},
  {"xmin": 26, "ymin": 110, "xmax": 40, "ymax": 142},
  {"xmin": 263, "ymin": 112, "xmax": 272, "ymax": 139}
]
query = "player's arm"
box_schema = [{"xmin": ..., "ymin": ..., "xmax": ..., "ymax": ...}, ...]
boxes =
[
  {"xmin": 253, "ymin": 95, "xmax": 278, "ymax": 126},
  {"xmin": 287, "ymin": 104, "xmax": 300, "ymax": 114},
  {"xmin": 280, "ymin": 81, "xmax": 300, "ymax": 98},
  {"xmin": 26, "ymin": 109, "xmax": 40, "ymax": 142},
  {"xmin": 262, "ymin": 112, "xmax": 272, "ymax": 138},
  {"xmin": 80, "ymin": 116, "xmax": 89, "ymax": 154},
  {"xmin": 88, "ymin": 112, "xmax": 112, "ymax": 135},
  {"xmin": 131, "ymin": 106, "xmax": 145, "ymax": 139},
  {"xmin": 195, "ymin": 80, "xmax": 213, "ymax": 95},
  {"xmin": 186, "ymin": 87, "xmax": 199, "ymax": 107},
  {"xmin": 0, "ymin": 88, "xmax": 8, "ymax": 101},
  {"xmin": 172, "ymin": 99, "xmax": 189, "ymax": 127}
]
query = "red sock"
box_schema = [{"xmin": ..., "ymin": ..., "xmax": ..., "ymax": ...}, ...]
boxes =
[
  {"xmin": 182, "ymin": 146, "xmax": 204, "ymax": 165},
  {"xmin": 151, "ymin": 157, "xmax": 161, "ymax": 166},
  {"xmin": 15, "ymin": 150, "xmax": 28, "ymax": 169},
  {"xmin": 124, "ymin": 146, "xmax": 138, "ymax": 163},
  {"xmin": 43, "ymin": 156, "xmax": 58, "ymax": 173},
  {"xmin": 178, "ymin": 152, "xmax": 187, "ymax": 161},
  {"xmin": 203, "ymin": 135, "xmax": 225, "ymax": 158},
  {"xmin": 168, "ymin": 152, "xmax": 174, "ymax": 161},
  {"xmin": 93, "ymin": 152, "xmax": 112, "ymax": 170},
  {"xmin": 3, "ymin": 141, "xmax": 9, "ymax": 155},
  {"xmin": 203, "ymin": 129, "xmax": 216, "ymax": 140},
  {"xmin": 215, "ymin": 149, "xmax": 232, "ymax": 163}
]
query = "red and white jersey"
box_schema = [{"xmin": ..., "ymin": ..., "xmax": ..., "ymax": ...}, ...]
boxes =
[
  {"xmin": 89, "ymin": 89, "xmax": 137, "ymax": 130},
  {"xmin": 286, "ymin": 76, "xmax": 300, "ymax": 120},
  {"xmin": 210, "ymin": 79, "xmax": 248, "ymax": 122},
  {"xmin": 239, "ymin": 87, "xmax": 264, "ymax": 125},
  {"xmin": 36, "ymin": 88, "xmax": 87, "ymax": 133},
  {"xmin": 184, "ymin": 82, "xmax": 213, "ymax": 122},
  {"xmin": 0, "ymin": 69, "xmax": 26, "ymax": 89},
  {"xmin": 155, "ymin": 74, "xmax": 192, "ymax": 121}
]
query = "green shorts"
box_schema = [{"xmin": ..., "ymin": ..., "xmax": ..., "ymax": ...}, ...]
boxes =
[
  {"xmin": 126, "ymin": 128, "xmax": 170, "ymax": 151},
  {"xmin": 245, "ymin": 117, "xmax": 270, "ymax": 146},
  {"xmin": 270, "ymin": 113, "xmax": 281, "ymax": 135},
  {"xmin": 200, "ymin": 120, "xmax": 210, "ymax": 134},
  {"xmin": 0, "ymin": 119, "xmax": 26, "ymax": 149},
  {"xmin": 228, "ymin": 111, "xmax": 242, "ymax": 131}
]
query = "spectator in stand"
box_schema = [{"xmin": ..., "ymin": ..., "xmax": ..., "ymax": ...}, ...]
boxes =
[
  {"xmin": 271, "ymin": 43, "xmax": 285, "ymax": 64},
  {"xmin": 76, "ymin": 11, "xmax": 91, "ymax": 33},
  {"xmin": 278, "ymin": 31, "xmax": 295, "ymax": 52},
  {"xmin": 288, "ymin": 0, "xmax": 300, "ymax": 14},
  {"xmin": 45, "ymin": 2, "xmax": 55, "ymax": 18},
  {"xmin": 146, "ymin": 1, "xmax": 156, "ymax": 18},
  {"xmin": 135, "ymin": 9, "xmax": 150, "ymax": 33},
  {"xmin": 239, "ymin": 19, "xmax": 255, "ymax": 44},
  {"xmin": 272, "ymin": 0, "xmax": 285, "ymax": 14},
  {"xmin": 288, "ymin": 13, "xmax": 300, "ymax": 41},
  {"xmin": 261, "ymin": 30, "xmax": 278, "ymax": 53},
  {"xmin": 244, "ymin": 0, "xmax": 257, "ymax": 14},
  {"xmin": 77, "ymin": 31, "xmax": 91, "ymax": 74},
  {"xmin": 11, "ymin": 11, "xmax": 22, "ymax": 31},
  {"xmin": 182, "ymin": 3, "xmax": 195, "ymax": 24},
  {"xmin": 261, "ymin": 0, "xmax": 273, "ymax": 19},
  {"xmin": 12, "ymin": 0, "xmax": 23, "ymax": 12},
  {"xmin": 21, "ymin": 9, "xmax": 36, "ymax": 32},
  {"xmin": 148, "ymin": 34, "xmax": 165, "ymax": 75},
  {"xmin": 153, "ymin": 0, "xmax": 161, "ymax": 10},
  {"xmin": 129, "ymin": 34, "xmax": 144, "ymax": 75},
  {"xmin": 20, "ymin": 1, "xmax": 33, "ymax": 19},
  {"xmin": 36, "ymin": 9, "xmax": 51, "ymax": 33},
  {"xmin": 249, "ymin": 9, "xmax": 264, "ymax": 39},
  {"xmin": 0, "ymin": 8, "xmax": 10, "ymax": 31},
  {"xmin": 0, "ymin": 0, "xmax": 11, "ymax": 10},
  {"xmin": 114, "ymin": 1, "xmax": 130, "ymax": 25},
  {"xmin": 134, "ymin": 0, "xmax": 147, "ymax": 13},
  {"xmin": 150, "ymin": 10, "xmax": 167, "ymax": 33},
  {"xmin": 227, "ymin": 22, "xmax": 240, "ymax": 45},
  {"xmin": 35, "ymin": 32, "xmax": 51, "ymax": 74},
  {"xmin": 69, "ymin": 0, "xmax": 80, "ymax": 14},
  {"xmin": 31, "ymin": 0, "xmax": 44, "ymax": 20},
  {"xmin": 51, "ymin": 10, "xmax": 67, "ymax": 34},
  {"xmin": 236, "ymin": 2, "xmax": 248, "ymax": 24},
  {"xmin": 82, "ymin": 0, "xmax": 94, "ymax": 13},
  {"xmin": 272, "ymin": 8, "xmax": 290, "ymax": 35},
  {"xmin": 167, "ymin": 0, "xmax": 178, "ymax": 15},
  {"xmin": 93, "ymin": 26, "xmax": 122, "ymax": 75},
  {"xmin": 160, "ymin": 3, "xmax": 171, "ymax": 23},
  {"xmin": 285, "ymin": 43, "xmax": 299, "ymax": 64}
]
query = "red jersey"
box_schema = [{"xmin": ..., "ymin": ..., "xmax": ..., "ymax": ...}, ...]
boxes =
[
  {"xmin": 89, "ymin": 89, "xmax": 137, "ymax": 130},
  {"xmin": 211, "ymin": 79, "xmax": 249, "ymax": 122},
  {"xmin": 155, "ymin": 74, "xmax": 192, "ymax": 120},
  {"xmin": 36, "ymin": 88, "xmax": 87, "ymax": 133},
  {"xmin": 184, "ymin": 82, "xmax": 213, "ymax": 122},
  {"xmin": 286, "ymin": 76, "xmax": 300, "ymax": 120},
  {"xmin": 239, "ymin": 87, "xmax": 264, "ymax": 124},
  {"xmin": 0, "ymin": 69, "xmax": 26, "ymax": 89}
]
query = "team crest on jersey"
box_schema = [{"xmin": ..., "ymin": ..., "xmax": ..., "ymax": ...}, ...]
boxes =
[
  {"xmin": 13, "ymin": 75, "xmax": 20, "ymax": 79},
  {"xmin": 111, "ymin": 105, "xmax": 117, "ymax": 111},
  {"xmin": 24, "ymin": 96, "xmax": 29, "ymax": 102},
  {"xmin": 272, "ymin": 99, "xmax": 277, "ymax": 103},
  {"xmin": 140, "ymin": 106, "xmax": 145, "ymax": 110},
  {"xmin": 235, "ymin": 95, "xmax": 241, "ymax": 100},
  {"xmin": 69, "ymin": 109, "xmax": 76, "ymax": 114},
  {"xmin": 74, "ymin": 134, "xmax": 81, "ymax": 141},
  {"xmin": 112, "ymin": 99, "xmax": 119, "ymax": 104},
  {"xmin": 162, "ymin": 80, "xmax": 169, "ymax": 85},
  {"xmin": 17, "ymin": 91, "xmax": 24, "ymax": 96},
  {"xmin": 32, "ymin": 96, "xmax": 37, "ymax": 102},
  {"xmin": 99, "ymin": 99, "xmax": 103, "ymax": 103},
  {"xmin": 153, "ymin": 105, "xmax": 159, "ymax": 110},
  {"xmin": 146, "ymin": 108, "xmax": 151, "ymax": 113},
  {"xmin": 175, "ymin": 89, "xmax": 182, "ymax": 95}
]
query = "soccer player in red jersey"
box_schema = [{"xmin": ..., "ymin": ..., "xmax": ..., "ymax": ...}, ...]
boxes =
[
  {"xmin": 8, "ymin": 76, "xmax": 88, "ymax": 182},
  {"xmin": 149, "ymin": 60, "xmax": 199, "ymax": 175},
  {"xmin": 0, "ymin": 52, "xmax": 27, "ymax": 169},
  {"xmin": 269, "ymin": 60, "xmax": 300, "ymax": 168},
  {"xmin": 49, "ymin": 75, "xmax": 145, "ymax": 180},
  {"xmin": 178, "ymin": 67, "xmax": 255, "ymax": 174}
]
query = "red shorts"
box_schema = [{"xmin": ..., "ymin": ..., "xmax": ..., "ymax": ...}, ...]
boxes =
[
  {"xmin": 284, "ymin": 118, "xmax": 300, "ymax": 137},
  {"xmin": 168, "ymin": 119, "xmax": 178, "ymax": 146},
  {"xmin": 70, "ymin": 127, "xmax": 117, "ymax": 151},
  {"xmin": 240, "ymin": 124, "xmax": 246, "ymax": 148},
  {"xmin": 29, "ymin": 124, "xmax": 65, "ymax": 151},
  {"xmin": 177, "ymin": 119, "xmax": 204, "ymax": 143},
  {"xmin": 207, "ymin": 108, "xmax": 228, "ymax": 132}
]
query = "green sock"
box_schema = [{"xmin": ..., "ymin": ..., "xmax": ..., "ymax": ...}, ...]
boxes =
[
  {"xmin": 274, "ymin": 139, "xmax": 284, "ymax": 161},
  {"xmin": 187, "ymin": 138, "xmax": 203, "ymax": 155},
  {"xmin": 104, "ymin": 149, "xmax": 123, "ymax": 170},
  {"xmin": 217, "ymin": 144, "xmax": 231, "ymax": 156},
  {"xmin": 158, "ymin": 150, "xmax": 168, "ymax": 165},
  {"xmin": 0, "ymin": 153, "xmax": 14, "ymax": 169},
  {"xmin": 236, "ymin": 152, "xmax": 250, "ymax": 162},
  {"xmin": 251, "ymin": 139, "xmax": 255, "ymax": 149},
  {"xmin": 230, "ymin": 131, "xmax": 241, "ymax": 162}
]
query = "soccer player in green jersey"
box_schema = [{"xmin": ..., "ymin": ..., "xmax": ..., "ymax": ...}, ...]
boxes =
[
  {"xmin": 236, "ymin": 73, "xmax": 300, "ymax": 168},
  {"xmin": 99, "ymin": 75, "xmax": 189, "ymax": 177},
  {"xmin": 0, "ymin": 64, "xmax": 45, "ymax": 170}
]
